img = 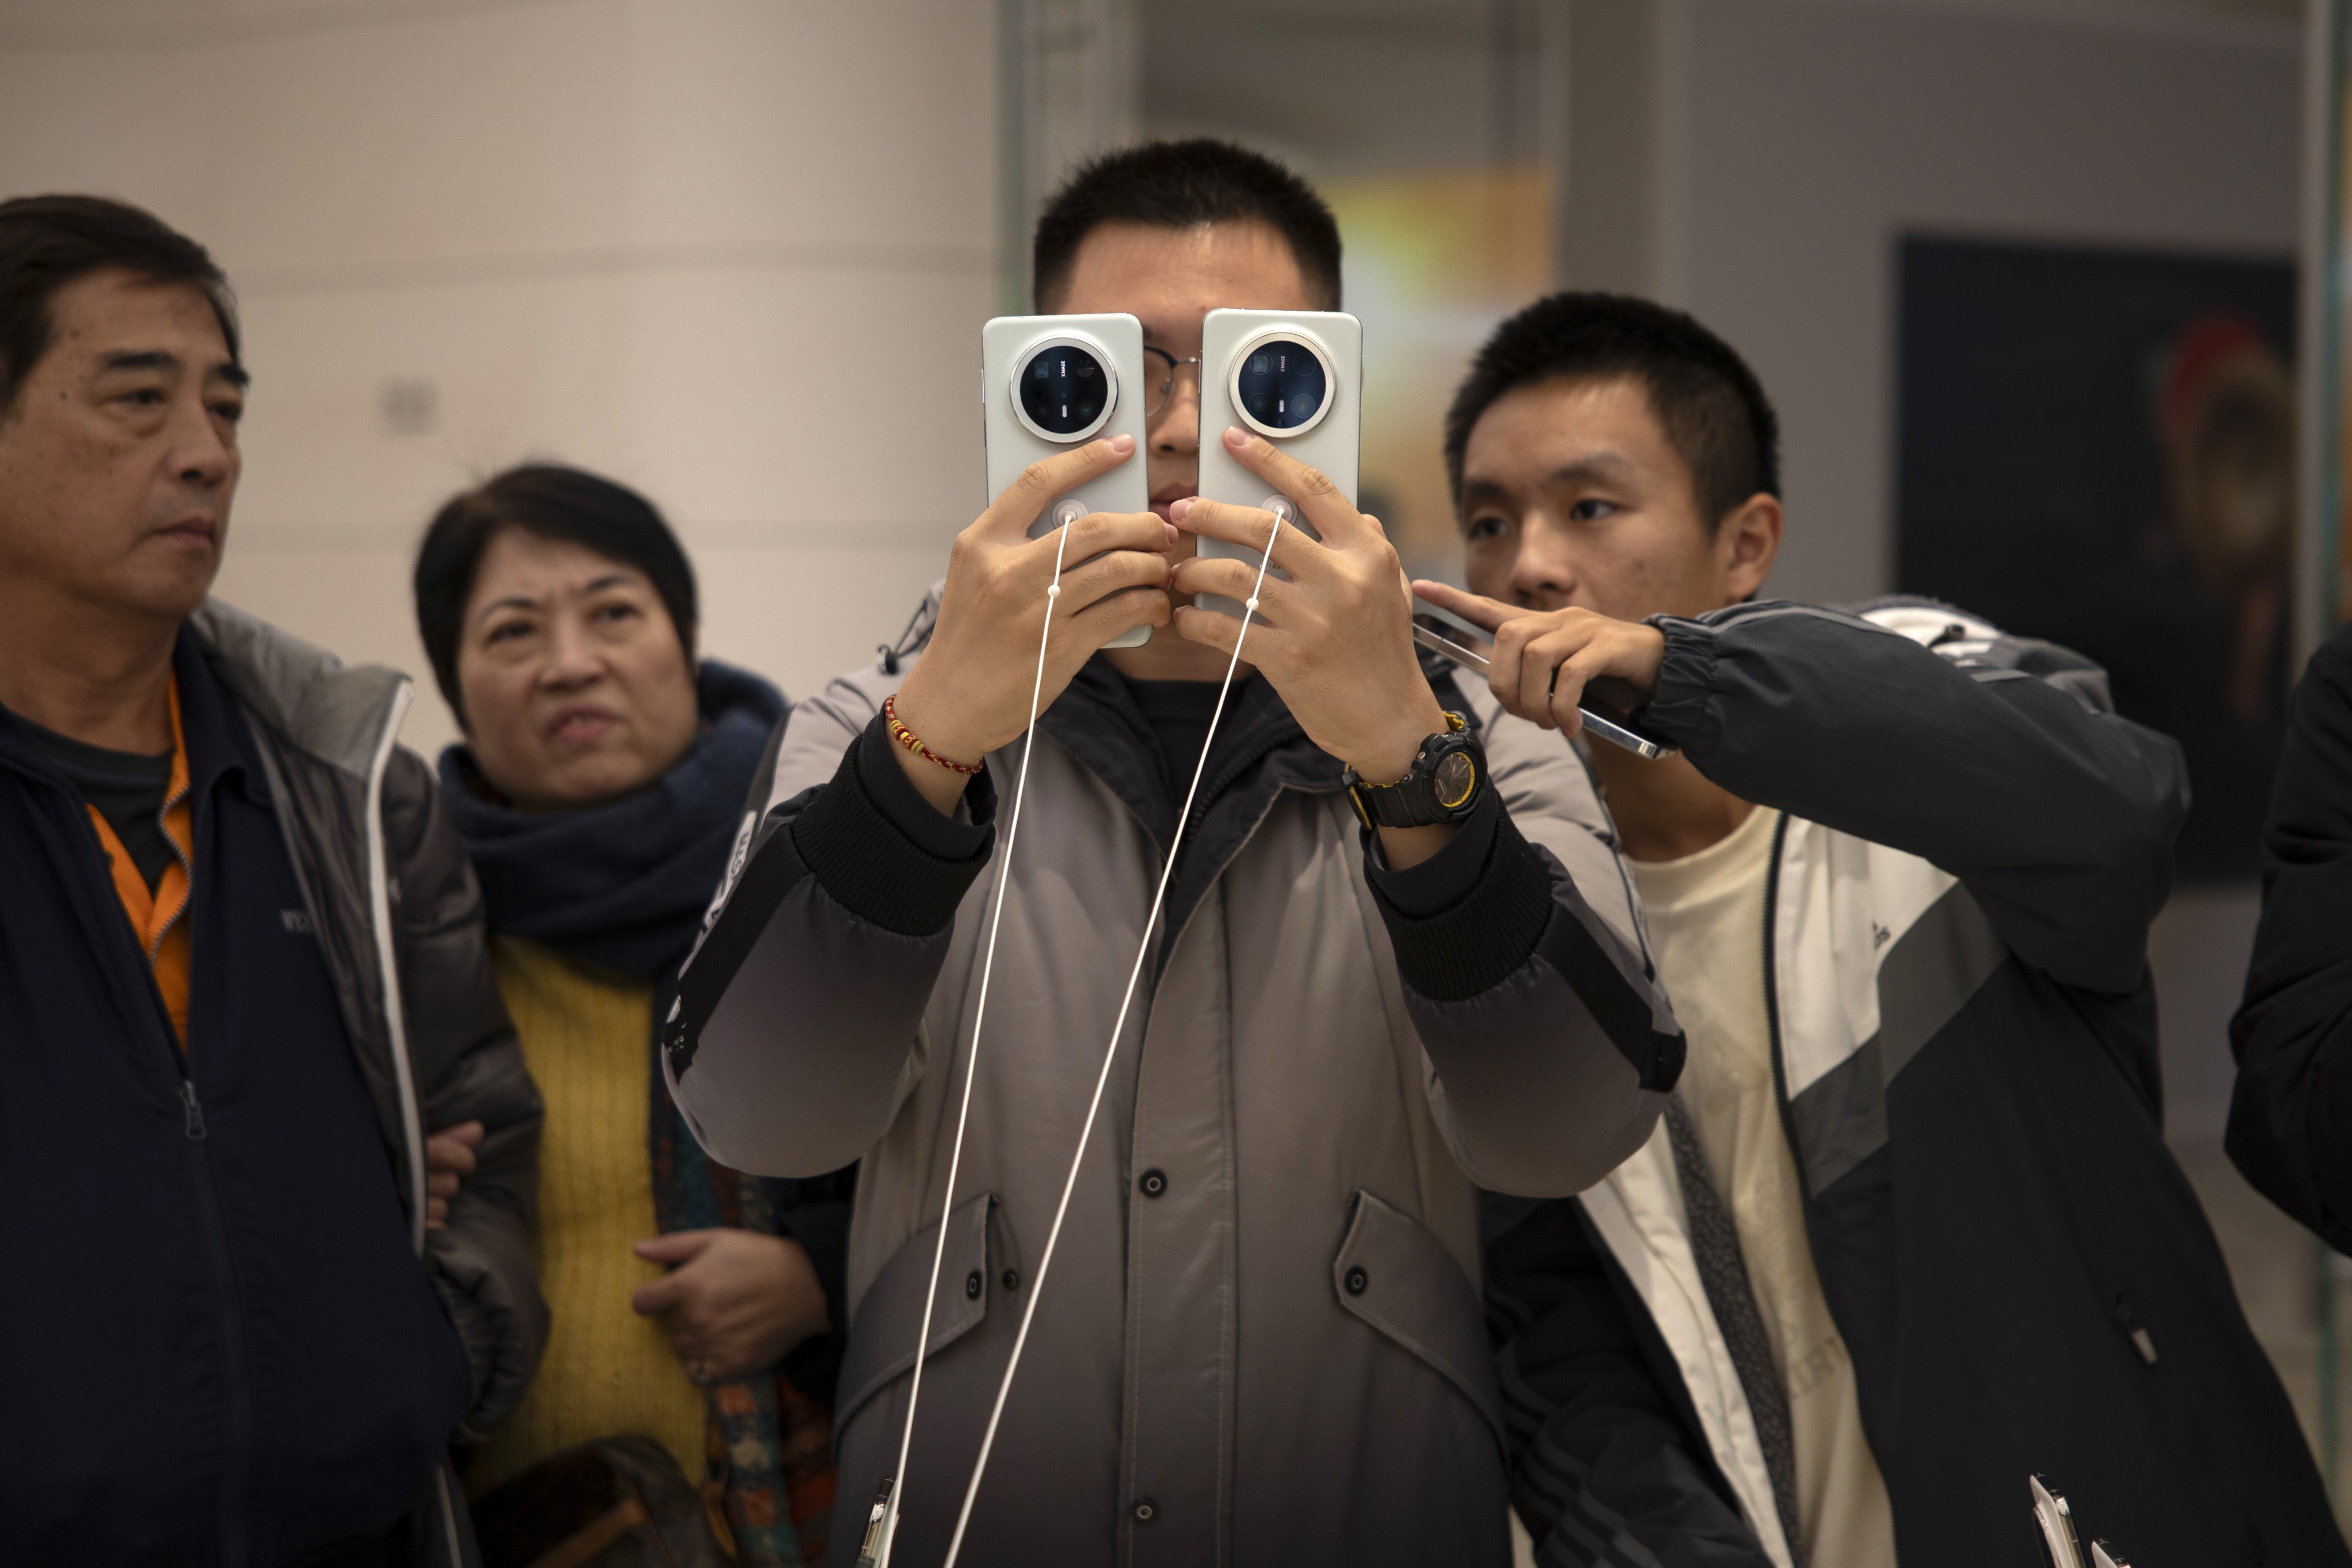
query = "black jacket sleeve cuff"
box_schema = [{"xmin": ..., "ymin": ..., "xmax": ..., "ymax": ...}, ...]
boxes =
[
  {"xmin": 1642, "ymin": 613, "xmax": 1720, "ymax": 748},
  {"xmin": 1362, "ymin": 783, "xmax": 1500, "ymax": 917},
  {"xmin": 788, "ymin": 714, "xmax": 997, "ymax": 936},
  {"xmin": 1363, "ymin": 789, "xmax": 1558, "ymax": 1003}
]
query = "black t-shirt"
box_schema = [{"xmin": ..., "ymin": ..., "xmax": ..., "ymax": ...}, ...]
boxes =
[
  {"xmin": 24, "ymin": 721, "xmax": 177, "ymax": 891},
  {"xmin": 1121, "ymin": 675, "xmax": 1234, "ymax": 800}
]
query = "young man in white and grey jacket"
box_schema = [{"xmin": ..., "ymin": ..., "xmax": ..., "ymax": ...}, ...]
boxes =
[
  {"xmin": 1417, "ymin": 293, "xmax": 2345, "ymax": 1568},
  {"xmin": 659, "ymin": 143, "xmax": 1680, "ymax": 1567}
]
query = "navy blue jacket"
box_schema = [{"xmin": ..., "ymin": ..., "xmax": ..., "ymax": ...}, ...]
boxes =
[{"xmin": 0, "ymin": 635, "xmax": 470, "ymax": 1566}]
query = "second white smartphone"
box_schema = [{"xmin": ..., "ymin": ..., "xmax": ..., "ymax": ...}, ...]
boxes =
[
  {"xmin": 1193, "ymin": 308, "xmax": 1362, "ymax": 620},
  {"xmin": 981, "ymin": 312, "xmax": 1152, "ymax": 648}
]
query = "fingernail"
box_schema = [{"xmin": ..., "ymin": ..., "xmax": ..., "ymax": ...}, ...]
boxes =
[
  {"xmin": 1169, "ymin": 497, "xmax": 1192, "ymax": 522},
  {"xmin": 1224, "ymin": 426, "xmax": 1249, "ymax": 449},
  {"xmin": 1109, "ymin": 433, "xmax": 1135, "ymax": 454}
]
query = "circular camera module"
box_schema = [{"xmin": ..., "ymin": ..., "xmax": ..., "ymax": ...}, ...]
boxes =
[
  {"xmin": 1229, "ymin": 334, "xmax": 1333, "ymax": 438},
  {"xmin": 1013, "ymin": 339, "xmax": 1117, "ymax": 443}
]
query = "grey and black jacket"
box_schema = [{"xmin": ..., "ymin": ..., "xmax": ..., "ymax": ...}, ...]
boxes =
[
  {"xmin": 662, "ymin": 586, "xmax": 1679, "ymax": 1567},
  {"xmin": 195, "ymin": 601, "xmax": 547, "ymax": 1563},
  {"xmin": 1490, "ymin": 600, "xmax": 2345, "ymax": 1568}
]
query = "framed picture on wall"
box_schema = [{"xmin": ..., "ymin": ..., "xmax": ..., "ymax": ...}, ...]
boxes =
[{"xmin": 1894, "ymin": 234, "xmax": 2296, "ymax": 882}]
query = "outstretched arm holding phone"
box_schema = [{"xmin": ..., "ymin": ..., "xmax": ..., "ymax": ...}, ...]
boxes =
[{"xmin": 1414, "ymin": 583, "xmax": 2188, "ymax": 995}]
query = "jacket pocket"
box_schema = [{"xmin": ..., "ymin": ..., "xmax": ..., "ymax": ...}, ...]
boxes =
[
  {"xmin": 1331, "ymin": 1188, "xmax": 1505, "ymax": 1457},
  {"xmin": 834, "ymin": 1192, "xmax": 995, "ymax": 1436}
]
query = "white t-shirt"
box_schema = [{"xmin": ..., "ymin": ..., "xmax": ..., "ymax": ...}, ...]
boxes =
[{"xmin": 1630, "ymin": 804, "xmax": 1897, "ymax": 1568}]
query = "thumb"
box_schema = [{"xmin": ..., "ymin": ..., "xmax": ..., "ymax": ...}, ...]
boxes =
[
  {"xmin": 631, "ymin": 1270, "xmax": 689, "ymax": 1319},
  {"xmin": 633, "ymin": 1230, "xmax": 719, "ymax": 1267}
]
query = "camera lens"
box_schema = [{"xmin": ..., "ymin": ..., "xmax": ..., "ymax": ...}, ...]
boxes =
[
  {"xmin": 1018, "ymin": 344, "xmax": 1110, "ymax": 437},
  {"xmin": 1232, "ymin": 338, "xmax": 1327, "ymax": 432}
]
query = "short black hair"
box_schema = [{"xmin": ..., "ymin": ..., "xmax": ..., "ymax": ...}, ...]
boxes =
[
  {"xmin": 412, "ymin": 464, "xmax": 698, "ymax": 727},
  {"xmin": 1032, "ymin": 139, "xmax": 1343, "ymax": 311},
  {"xmin": 0, "ymin": 194, "xmax": 241, "ymax": 418},
  {"xmin": 1445, "ymin": 292, "xmax": 1779, "ymax": 528}
]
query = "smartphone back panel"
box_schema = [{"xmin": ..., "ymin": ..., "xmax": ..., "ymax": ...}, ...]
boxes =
[
  {"xmin": 982, "ymin": 314, "xmax": 1154, "ymax": 649},
  {"xmin": 1194, "ymin": 308, "xmax": 1362, "ymax": 618}
]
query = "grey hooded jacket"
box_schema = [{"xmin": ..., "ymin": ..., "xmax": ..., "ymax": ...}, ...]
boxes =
[
  {"xmin": 192, "ymin": 600, "xmax": 547, "ymax": 1565},
  {"xmin": 662, "ymin": 590, "xmax": 1680, "ymax": 1568}
]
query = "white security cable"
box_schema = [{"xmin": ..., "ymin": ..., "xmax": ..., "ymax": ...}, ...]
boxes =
[
  {"xmin": 873, "ymin": 512, "xmax": 1079, "ymax": 1568},
  {"xmin": 939, "ymin": 508, "xmax": 1288, "ymax": 1568}
]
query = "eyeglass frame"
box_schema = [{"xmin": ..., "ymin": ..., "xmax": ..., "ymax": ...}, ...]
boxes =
[{"xmin": 1142, "ymin": 345, "xmax": 1205, "ymax": 418}]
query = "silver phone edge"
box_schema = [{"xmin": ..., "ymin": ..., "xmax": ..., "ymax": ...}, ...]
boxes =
[{"xmin": 1409, "ymin": 623, "xmax": 1677, "ymax": 761}]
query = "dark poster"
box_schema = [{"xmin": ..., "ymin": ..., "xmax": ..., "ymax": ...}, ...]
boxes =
[{"xmin": 1895, "ymin": 235, "xmax": 2296, "ymax": 881}]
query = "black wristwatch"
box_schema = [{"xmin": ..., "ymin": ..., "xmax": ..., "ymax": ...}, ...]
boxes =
[{"xmin": 1343, "ymin": 712, "xmax": 1488, "ymax": 831}]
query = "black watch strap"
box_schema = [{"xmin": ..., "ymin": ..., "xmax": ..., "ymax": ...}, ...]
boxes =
[{"xmin": 1345, "ymin": 713, "xmax": 1485, "ymax": 831}]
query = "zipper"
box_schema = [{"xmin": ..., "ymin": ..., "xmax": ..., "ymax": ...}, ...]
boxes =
[
  {"xmin": 38, "ymin": 752, "xmax": 256, "ymax": 1565},
  {"xmin": 358, "ymin": 681, "xmax": 465, "ymax": 1562},
  {"xmin": 177, "ymin": 782, "xmax": 254, "ymax": 1568},
  {"xmin": 183, "ymin": 1074, "xmax": 254, "ymax": 1568},
  {"xmin": 1759, "ymin": 811, "xmax": 1899, "ymax": 1568}
]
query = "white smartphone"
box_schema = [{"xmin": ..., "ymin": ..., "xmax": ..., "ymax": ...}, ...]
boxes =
[
  {"xmin": 1193, "ymin": 308, "xmax": 1361, "ymax": 619},
  {"xmin": 981, "ymin": 312, "xmax": 1152, "ymax": 648}
]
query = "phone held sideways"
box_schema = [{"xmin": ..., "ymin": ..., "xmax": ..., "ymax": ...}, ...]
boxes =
[
  {"xmin": 1194, "ymin": 308, "xmax": 1362, "ymax": 619},
  {"xmin": 982, "ymin": 312, "xmax": 1154, "ymax": 649}
]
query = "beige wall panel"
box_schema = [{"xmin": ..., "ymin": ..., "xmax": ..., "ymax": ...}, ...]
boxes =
[{"xmin": 225, "ymin": 258, "xmax": 992, "ymax": 545}]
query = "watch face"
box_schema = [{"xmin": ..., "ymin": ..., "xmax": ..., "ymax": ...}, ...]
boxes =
[{"xmin": 1433, "ymin": 750, "xmax": 1477, "ymax": 812}]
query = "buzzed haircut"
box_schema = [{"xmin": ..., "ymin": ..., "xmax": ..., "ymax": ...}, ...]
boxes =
[
  {"xmin": 1032, "ymin": 138, "xmax": 1343, "ymax": 312},
  {"xmin": 1445, "ymin": 292, "xmax": 1779, "ymax": 528},
  {"xmin": 0, "ymin": 195, "xmax": 240, "ymax": 418},
  {"xmin": 413, "ymin": 464, "xmax": 699, "ymax": 728}
]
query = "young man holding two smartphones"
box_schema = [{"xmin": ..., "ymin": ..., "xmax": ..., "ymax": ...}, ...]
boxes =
[
  {"xmin": 663, "ymin": 142, "xmax": 1682, "ymax": 1565},
  {"xmin": 1427, "ymin": 293, "xmax": 2343, "ymax": 1567}
]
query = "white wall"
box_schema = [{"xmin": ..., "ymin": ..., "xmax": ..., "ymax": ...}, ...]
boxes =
[{"xmin": 0, "ymin": 0, "xmax": 1003, "ymax": 756}]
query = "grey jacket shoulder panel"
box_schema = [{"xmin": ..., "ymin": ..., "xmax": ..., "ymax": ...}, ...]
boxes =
[{"xmin": 190, "ymin": 597, "xmax": 410, "ymax": 777}]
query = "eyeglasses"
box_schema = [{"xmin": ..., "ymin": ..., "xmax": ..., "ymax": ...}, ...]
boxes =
[{"xmin": 1143, "ymin": 346, "xmax": 1204, "ymax": 418}]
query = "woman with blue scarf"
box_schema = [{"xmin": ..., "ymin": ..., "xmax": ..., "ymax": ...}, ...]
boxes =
[{"xmin": 411, "ymin": 465, "xmax": 845, "ymax": 1566}]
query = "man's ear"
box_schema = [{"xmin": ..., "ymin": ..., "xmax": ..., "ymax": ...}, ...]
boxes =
[{"xmin": 1717, "ymin": 492, "xmax": 1783, "ymax": 603}]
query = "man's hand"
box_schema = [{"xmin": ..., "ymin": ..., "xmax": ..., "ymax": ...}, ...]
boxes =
[
  {"xmin": 1411, "ymin": 582, "xmax": 1666, "ymax": 739},
  {"xmin": 890, "ymin": 434, "xmax": 1175, "ymax": 814},
  {"xmin": 630, "ymin": 1228, "xmax": 829, "ymax": 1387},
  {"xmin": 1166, "ymin": 427, "xmax": 1447, "ymax": 785},
  {"xmin": 423, "ymin": 1120, "xmax": 483, "ymax": 1230}
]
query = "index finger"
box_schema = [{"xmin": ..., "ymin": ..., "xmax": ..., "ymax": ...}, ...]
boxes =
[
  {"xmin": 1412, "ymin": 581, "xmax": 1519, "ymax": 636},
  {"xmin": 979, "ymin": 434, "xmax": 1137, "ymax": 543},
  {"xmin": 1169, "ymin": 496, "xmax": 1309, "ymax": 573},
  {"xmin": 1218, "ymin": 427, "xmax": 1374, "ymax": 547}
]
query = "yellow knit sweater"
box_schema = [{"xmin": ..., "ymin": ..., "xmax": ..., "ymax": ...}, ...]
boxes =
[{"xmin": 468, "ymin": 936, "xmax": 709, "ymax": 1498}]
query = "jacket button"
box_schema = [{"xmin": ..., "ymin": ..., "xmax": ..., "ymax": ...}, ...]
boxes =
[
  {"xmin": 1002, "ymin": 1268, "xmax": 1020, "ymax": 1292},
  {"xmin": 1138, "ymin": 1168, "xmax": 1168, "ymax": 1198},
  {"xmin": 1133, "ymin": 1499, "xmax": 1157, "ymax": 1524},
  {"xmin": 1345, "ymin": 1266, "xmax": 1369, "ymax": 1296},
  {"xmin": 965, "ymin": 1269, "xmax": 983, "ymax": 1299}
]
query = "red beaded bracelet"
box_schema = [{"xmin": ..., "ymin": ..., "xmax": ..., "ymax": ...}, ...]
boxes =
[{"xmin": 883, "ymin": 694, "xmax": 984, "ymax": 775}]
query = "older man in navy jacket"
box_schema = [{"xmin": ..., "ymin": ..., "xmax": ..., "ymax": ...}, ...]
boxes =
[{"xmin": 0, "ymin": 196, "xmax": 543, "ymax": 1566}]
